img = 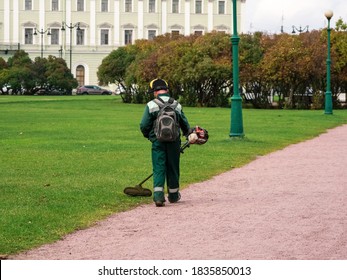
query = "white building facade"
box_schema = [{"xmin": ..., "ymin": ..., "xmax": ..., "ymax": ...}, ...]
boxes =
[{"xmin": 0, "ymin": 0, "xmax": 246, "ymax": 87}]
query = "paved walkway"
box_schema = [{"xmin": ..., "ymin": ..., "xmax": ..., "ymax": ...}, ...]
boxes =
[{"xmin": 12, "ymin": 125, "xmax": 347, "ymax": 259}]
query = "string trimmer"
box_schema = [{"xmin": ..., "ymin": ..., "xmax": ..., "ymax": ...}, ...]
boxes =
[{"xmin": 123, "ymin": 141, "xmax": 190, "ymax": 197}]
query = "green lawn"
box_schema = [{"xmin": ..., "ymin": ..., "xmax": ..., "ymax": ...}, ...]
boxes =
[{"xmin": 0, "ymin": 95, "xmax": 346, "ymax": 255}]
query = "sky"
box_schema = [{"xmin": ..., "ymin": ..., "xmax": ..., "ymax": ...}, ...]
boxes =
[{"xmin": 242, "ymin": 0, "xmax": 347, "ymax": 34}]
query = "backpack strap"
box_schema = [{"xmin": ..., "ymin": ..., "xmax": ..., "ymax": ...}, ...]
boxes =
[
  {"xmin": 168, "ymin": 97, "xmax": 178, "ymax": 110},
  {"xmin": 155, "ymin": 96, "xmax": 176, "ymax": 107},
  {"xmin": 153, "ymin": 98, "xmax": 164, "ymax": 108},
  {"xmin": 156, "ymin": 96, "xmax": 174, "ymax": 104}
]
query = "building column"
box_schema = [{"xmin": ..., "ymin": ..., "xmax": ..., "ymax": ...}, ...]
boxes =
[
  {"xmin": 12, "ymin": 0, "xmax": 19, "ymax": 44},
  {"xmin": 240, "ymin": 0, "xmax": 246, "ymax": 33},
  {"xmin": 207, "ymin": 0, "xmax": 213, "ymax": 31},
  {"xmin": 4, "ymin": 0, "xmax": 10, "ymax": 43},
  {"xmin": 161, "ymin": 0, "xmax": 167, "ymax": 34},
  {"xmin": 39, "ymin": 0, "xmax": 45, "ymax": 48},
  {"xmin": 184, "ymin": 0, "xmax": 190, "ymax": 35},
  {"xmin": 138, "ymin": 0, "xmax": 144, "ymax": 39},
  {"xmin": 114, "ymin": 0, "xmax": 120, "ymax": 46},
  {"xmin": 65, "ymin": 0, "xmax": 72, "ymax": 46},
  {"xmin": 90, "ymin": 0, "xmax": 96, "ymax": 46}
]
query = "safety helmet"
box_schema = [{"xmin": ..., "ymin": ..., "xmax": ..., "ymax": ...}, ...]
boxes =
[{"xmin": 149, "ymin": 78, "xmax": 169, "ymax": 92}]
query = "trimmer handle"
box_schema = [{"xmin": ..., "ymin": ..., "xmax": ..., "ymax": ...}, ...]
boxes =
[{"xmin": 180, "ymin": 141, "xmax": 190, "ymax": 153}]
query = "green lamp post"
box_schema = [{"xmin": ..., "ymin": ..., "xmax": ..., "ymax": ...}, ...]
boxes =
[
  {"xmin": 34, "ymin": 27, "xmax": 51, "ymax": 58},
  {"xmin": 324, "ymin": 10, "xmax": 333, "ymax": 115},
  {"xmin": 61, "ymin": 22, "xmax": 81, "ymax": 72},
  {"xmin": 229, "ymin": 0, "xmax": 244, "ymax": 137}
]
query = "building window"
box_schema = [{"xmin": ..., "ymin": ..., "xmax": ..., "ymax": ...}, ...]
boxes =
[
  {"xmin": 25, "ymin": 0, "xmax": 32, "ymax": 10},
  {"xmin": 101, "ymin": 29, "xmax": 109, "ymax": 45},
  {"xmin": 77, "ymin": 29, "xmax": 84, "ymax": 45},
  {"xmin": 148, "ymin": 30, "xmax": 156, "ymax": 40},
  {"xmin": 77, "ymin": 0, "xmax": 84, "ymax": 11},
  {"xmin": 172, "ymin": 0, "xmax": 179, "ymax": 13},
  {"xmin": 194, "ymin": 30, "xmax": 203, "ymax": 36},
  {"xmin": 149, "ymin": 0, "xmax": 155, "ymax": 13},
  {"xmin": 25, "ymin": 28, "xmax": 34, "ymax": 44},
  {"xmin": 50, "ymin": 29, "xmax": 59, "ymax": 45},
  {"xmin": 124, "ymin": 30, "xmax": 133, "ymax": 45},
  {"xmin": 218, "ymin": 1, "xmax": 225, "ymax": 14},
  {"xmin": 76, "ymin": 65, "xmax": 85, "ymax": 86},
  {"xmin": 101, "ymin": 0, "xmax": 108, "ymax": 12},
  {"xmin": 125, "ymin": 0, "xmax": 132, "ymax": 12},
  {"xmin": 195, "ymin": 0, "xmax": 202, "ymax": 14},
  {"xmin": 52, "ymin": 0, "xmax": 59, "ymax": 11}
]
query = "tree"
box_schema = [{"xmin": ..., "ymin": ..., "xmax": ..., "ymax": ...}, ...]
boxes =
[
  {"xmin": 0, "ymin": 58, "xmax": 10, "ymax": 94},
  {"xmin": 136, "ymin": 32, "xmax": 232, "ymax": 106},
  {"xmin": 45, "ymin": 56, "xmax": 77, "ymax": 94},
  {"xmin": 6, "ymin": 50, "xmax": 34, "ymax": 94},
  {"xmin": 97, "ymin": 46, "xmax": 138, "ymax": 102},
  {"xmin": 184, "ymin": 32, "xmax": 231, "ymax": 107},
  {"xmin": 335, "ymin": 18, "xmax": 347, "ymax": 31},
  {"xmin": 0, "ymin": 57, "xmax": 7, "ymax": 70},
  {"xmin": 3, "ymin": 50, "xmax": 77, "ymax": 95},
  {"xmin": 0, "ymin": 69, "xmax": 11, "ymax": 94},
  {"xmin": 31, "ymin": 57, "xmax": 49, "ymax": 94},
  {"xmin": 261, "ymin": 34, "xmax": 314, "ymax": 108},
  {"xmin": 239, "ymin": 32, "xmax": 271, "ymax": 108}
]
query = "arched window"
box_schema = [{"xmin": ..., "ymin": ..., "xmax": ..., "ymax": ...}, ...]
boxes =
[{"xmin": 76, "ymin": 65, "xmax": 85, "ymax": 86}]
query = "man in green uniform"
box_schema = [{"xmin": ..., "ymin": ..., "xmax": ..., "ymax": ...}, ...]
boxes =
[{"xmin": 140, "ymin": 79, "xmax": 197, "ymax": 207}]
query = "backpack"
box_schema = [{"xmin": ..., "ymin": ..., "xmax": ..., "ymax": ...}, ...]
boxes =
[{"xmin": 153, "ymin": 97, "xmax": 180, "ymax": 142}]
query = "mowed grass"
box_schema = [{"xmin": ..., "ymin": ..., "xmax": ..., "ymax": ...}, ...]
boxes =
[{"xmin": 0, "ymin": 95, "xmax": 346, "ymax": 255}]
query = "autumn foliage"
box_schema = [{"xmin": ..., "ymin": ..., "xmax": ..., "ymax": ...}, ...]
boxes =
[{"xmin": 97, "ymin": 25, "xmax": 347, "ymax": 108}]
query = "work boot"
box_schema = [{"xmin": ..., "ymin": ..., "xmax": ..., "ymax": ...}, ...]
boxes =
[
  {"xmin": 153, "ymin": 190, "xmax": 165, "ymax": 207},
  {"xmin": 168, "ymin": 191, "xmax": 181, "ymax": 203}
]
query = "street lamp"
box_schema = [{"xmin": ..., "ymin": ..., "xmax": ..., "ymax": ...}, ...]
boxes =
[
  {"xmin": 34, "ymin": 28, "xmax": 51, "ymax": 58},
  {"xmin": 292, "ymin": 25, "xmax": 309, "ymax": 34},
  {"xmin": 324, "ymin": 10, "xmax": 333, "ymax": 115},
  {"xmin": 229, "ymin": 0, "xmax": 244, "ymax": 137},
  {"xmin": 61, "ymin": 22, "xmax": 80, "ymax": 71}
]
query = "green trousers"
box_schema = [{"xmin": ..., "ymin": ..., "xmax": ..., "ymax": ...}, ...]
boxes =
[{"xmin": 151, "ymin": 140, "xmax": 181, "ymax": 193}]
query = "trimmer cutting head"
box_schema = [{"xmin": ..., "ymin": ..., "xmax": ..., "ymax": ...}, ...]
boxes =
[{"xmin": 123, "ymin": 184, "xmax": 152, "ymax": 197}]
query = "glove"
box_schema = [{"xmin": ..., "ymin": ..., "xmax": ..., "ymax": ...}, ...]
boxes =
[{"xmin": 188, "ymin": 133, "xmax": 198, "ymax": 144}]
